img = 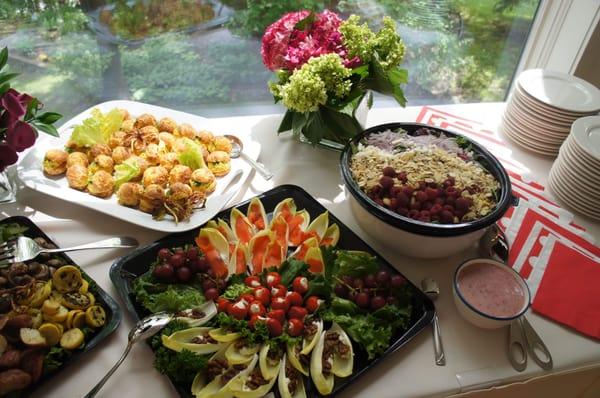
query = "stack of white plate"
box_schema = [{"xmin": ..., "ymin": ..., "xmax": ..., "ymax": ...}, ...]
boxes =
[
  {"xmin": 500, "ymin": 69, "xmax": 600, "ymax": 156},
  {"xmin": 548, "ymin": 116, "xmax": 600, "ymax": 220}
]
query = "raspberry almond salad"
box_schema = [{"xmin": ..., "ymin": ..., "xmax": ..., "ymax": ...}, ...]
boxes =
[
  {"xmin": 132, "ymin": 197, "xmax": 413, "ymax": 397},
  {"xmin": 350, "ymin": 127, "xmax": 500, "ymax": 224}
]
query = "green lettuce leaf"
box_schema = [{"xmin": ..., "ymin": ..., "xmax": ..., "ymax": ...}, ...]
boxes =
[
  {"xmin": 70, "ymin": 108, "xmax": 123, "ymax": 147},
  {"xmin": 334, "ymin": 250, "xmax": 378, "ymax": 277},
  {"xmin": 222, "ymin": 283, "xmax": 252, "ymax": 301},
  {"xmin": 177, "ymin": 137, "xmax": 206, "ymax": 170},
  {"xmin": 132, "ymin": 272, "xmax": 205, "ymax": 313},
  {"xmin": 113, "ymin": 158, "xmax": 140, "ymax": 188}
]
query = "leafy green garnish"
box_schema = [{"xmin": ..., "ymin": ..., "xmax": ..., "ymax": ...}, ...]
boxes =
[
  {"xmin": 70, "ymin": 108, "xmax": 123, "ymax": 147},
  {"xmin": 334, "ymin": 250, "xmax": 378, "ymax": 278},
  {"xmin": 322, "ymin": 303, "xmax": 411, "ymax": 360},
  {"xmin": 151, "ymin": 320, "xmax": 209, "ymax": 387},
  {"xmin": 222, "ymin": 283, "xmax": 252, "ymax": 301},
  {"xmin": 305, "ymin": 274, "xmax": 332, "ymax": 299},
  {"xmin": 214, "ymin": 312, "xmax": 269, "ymax": 346},
  {"xmin": 43, "ymin": 346, "xmax": 72, "ymax": 375},
  {"xmin": 113, "ymin": 158, "xmax": 141, "ymax": 188},
  {"xmin": 132, "ymin": 271, "xmax": 204, "ymax": 313},
  {"xmin": 0, "ymin": 223, "xmax": 27, "ymax": 243},
  {"xmin": 178, "ymin": 137, "xmax": 206, "ymax": 170},
  {"xmin": 455, "ymin": 136, "xmax": 470, "ymax": 148},
  {"xmin": 278, "ymin": 257, "xmax": 309, "ymax": 287}
]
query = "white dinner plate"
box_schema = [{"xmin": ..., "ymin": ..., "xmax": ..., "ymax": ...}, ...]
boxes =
[
  {"xmin": 559, "ymin": 147, "xmax": 600, "ymax": 183},
  {"xmin": 571, "ymin": 115, "xmax": 600, "ymax": 160},
  {"xmin": 548, "ymin": 169, "xmax": 600, "ymax": 219},
  {"xmin": 517, "ymin": 69, "xmax": 600, "ymax": 113},
  {"xmin": 18, "ymin": 100, "xmax": 262, "ymax": 233},
  {"xmin": 509, "ymin": 96, "xmax": 576, "ymax": 129},
  {"xmin": 514, "ymin": 85, "xmax": 591, "ymax": 118},
  {"xmin": 553, "ymin": 159, "xmax": 600, "ymax": 197},
  {"xmin": 511, "ymin": 92, "xmax": 582, "ymax": 125},
  {"xmin": 504, "ymin": 110, "xmax": 568, "ymax": 143},
  {"xmin": 501, "ymin": 116, "xmax": 560, "ymax": 154},
  {"xmin": 564, "ymin": 136, "xmax": 600, "ymax": 168}
]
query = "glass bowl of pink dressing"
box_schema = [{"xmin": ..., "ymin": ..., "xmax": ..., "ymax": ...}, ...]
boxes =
[{"xmin": 453, "ymin": 258, "xmax": 531, "ymax": 329}]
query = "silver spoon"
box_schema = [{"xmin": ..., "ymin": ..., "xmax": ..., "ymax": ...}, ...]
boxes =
[
  {"xmin": 84, "ymin": 312, "xmax": 173, "ymax": 398},
  {"xmin": 422, "ymin": 278, "xmax": 446, "ymax": 366},
  {"xmin": 225, "ymin": 134, "xmax": 274, "ymax": 180}
]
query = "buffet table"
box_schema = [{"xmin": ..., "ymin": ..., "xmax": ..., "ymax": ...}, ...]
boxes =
[{"xmin": 2, "ymin": 102, "xmax": 599, "ymax": 397}]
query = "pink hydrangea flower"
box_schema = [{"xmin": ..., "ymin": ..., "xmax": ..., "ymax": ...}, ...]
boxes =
[{"xmin": 261, "ymin": 10, "xmax": 359, "ymax": 71}]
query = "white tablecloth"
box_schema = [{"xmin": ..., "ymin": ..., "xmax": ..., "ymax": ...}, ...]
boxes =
[{"xmin": 2, "ymin": 102, "xmax": 599, "ymax": 398}]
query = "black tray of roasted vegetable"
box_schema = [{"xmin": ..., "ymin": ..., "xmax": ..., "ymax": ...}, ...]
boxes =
[
  {"xmin": 110, "ymin": 184, "xmax": 434, "ymax": 397},
  {"xmin": 0, "ymin": 216, "xmax": 121, "ymax": 397}
]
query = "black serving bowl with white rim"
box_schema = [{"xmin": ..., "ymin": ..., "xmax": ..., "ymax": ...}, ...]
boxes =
[{"xmin": 340, "ymin": 122, "xmax": 513, "ymax": 258}]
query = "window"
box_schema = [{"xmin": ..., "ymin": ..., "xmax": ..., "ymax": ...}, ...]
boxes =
[{"xmin": 1, "ymin": 0, "xmax": 540, "ymax": 120}]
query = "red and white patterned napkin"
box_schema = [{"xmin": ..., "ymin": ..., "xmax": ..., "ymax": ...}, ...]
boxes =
[{"xmin": 416, "ymin": 106, "xmax": 600, "ymax": 340}]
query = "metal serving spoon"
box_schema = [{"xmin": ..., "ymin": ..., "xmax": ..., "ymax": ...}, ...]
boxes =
[
  {"xmin": 84, "ymin": 312, "xmax": 173, "ymax": 398},
  {"xmin": 225, "ymin": 134, "xmax": 274, "ymax": 180},
  {"xmin": 422, "ymin": 278, "xmax": 446, "ymax": 366}
]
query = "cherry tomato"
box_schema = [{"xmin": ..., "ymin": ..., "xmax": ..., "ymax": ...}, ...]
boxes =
[
  {"xmin": 287, "ymin": 306, "xmax": 308, "ymax": 321},
  {"xmin": 266, "ymin": 317, "xmax": 282, "ymax": 337},
  {"xmin": 271, "ymin": 284, "xmax": 287, "ymax": 298},
  {"xmin": 271, "ymin": 296, "xmax": 290, "ymax": 312},
  {"xmin": 305, "ymin": 296, "xmax": 323, "ymax": 313},
  {"xmin": 286, "ymin": 291, "xmax": 303, "ymax": 307},
  {"xmin": 249, "ymin": 314, "xmax": 266, "ymax": 329},
  {"xmin": 253, "ymin": 287, "xmax": 271, "ymax": 306},
  {"xmin": 292, "ymin": 276, "xmax": 309, "ymax": 295},
  {"xmin": 228, "ymin": 300, "xmax": 249, "ymax": 320},
  {"xmin": 265, "ymin": 272, "xmax": 282, "ymax": 288},
  {"xmin": 287, "ymin": 318, "xmax": 304, "ymax": 337},
  {"xmin": 267, "ymin": 309, "xmax": 286, "ymax": 324},
  {"xmin": 240, "ymin": 293, "xmax": 255, "ymax": 304},
  {"xmin": 248, "ymin": 301, "xmax": 266, "ymax": 317},
  {"xmin": 217, "ymin": 298, "xmax": 230, "ymax": 313},
  {"xmin": 245, "ymin": 276, "xmax": 261, "ymax": 288}
]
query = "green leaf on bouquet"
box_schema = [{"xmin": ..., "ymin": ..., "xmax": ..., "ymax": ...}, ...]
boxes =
[
  {"xmin": 35, "ymin": 112, "xmax": 62, "ymax": 125},
  {"xmin": 295, "ymin": 12, "xmax": 316, "ymax": 31},
  {"xmin": 319, "ymin": 107, "xmax": 362, "ymax": 142},
  {"xmin": 0, "ymin": 72, "xmax": 18, "ymax": 85},
  {"xmin": 364, "ymin": 60, "xmax": 408, "ymax": 107},
  {"xmin": 351, "ymin": 65, "xmax": 369, "ymax": 78},
  {"xmin": 292, "ymin": 111, "xmax": 309, "ymax": 138},
  {"xmin": 32, "ymin": 122, "xmax": 59, "ymax": 137},
  {"xmin": 0, "ymin": 47, "xmax": 7, "ymax": 71},
  {"xmin": 0, "ymin": 82, "xmax": 9, "ymax": 96},
  {"xmin": 25, "ymin": 98, "xmax": 40, "ymax": 120},
  {"xmin": 302, "ymin": 111, "xmax": 325, "ymax": 145},
  {"xmin": 277, "ymin": 110, "xmax": 294, "ymax": 134}
]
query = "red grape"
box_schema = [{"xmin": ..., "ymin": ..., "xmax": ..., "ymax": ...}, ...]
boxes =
[
  {"xmin": 202, "ymin": 279, "xmax": 217, "ymax": 291},
  {"xmin": 364, "ymin": 274, "xmax": 377, "ymax": 288},
  {"xmin": 186, "ymin": 247, "xmax": 199, "ymax": 261},
  {"xmin": 169, "ymin": 253, "xmax": 186, "ymax": 268},
  {"xmin": 371, "ymin": 296, "xmax": 386, "ymax": 310},
  {"xmin": 386, "ymin": 296, "xmax": 398, "ymax": 306},
  {"xmin": 176, "ymin": 266, "xmax": 192, "ymax": 282},
  {"xmin": 334, "ymin": 284, "xmax": 349, "ymax": 298},
  {"xmin": 352, "ymin": 278, "xmax": 364, "ymax": 290},
  {"xmin": 376, "ymin": 270, "xmax": 390, "ymax": 285},
  {"xmin": 196, "ymin": 257, "xmax": 209, "ymax": 272},
  {"xmin": 379, "ymin": 176, "xmax": 394, "ymax": 189},
  {"xmin": 390, "ymin": 275, "xmax": 405, "ymax": 288},
  {"xmin": 153, "ymin": 264, "xmax": 174, "ymax": 280},
  {"xmin": 382, "ymin": 166, "xmax": 396, "ymax": 178},
  {"xmin": 355, "ymin": 292, "xmax": 370, "ymax": 308},
  {"xmin": 204, "ymin": 288, "xmax": 219, "ymax": 301},
  {"xmin": 157, "ymin": 248, "xmax": 172, "ymax": 261}
]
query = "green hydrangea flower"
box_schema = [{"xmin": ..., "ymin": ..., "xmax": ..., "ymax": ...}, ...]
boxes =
[
  {"xmin": 281, "ymin": 68, "xmax": 327, "ymax": 113},
  {"xmin": 339, "ymin": 15, "xmax": 375, "ymax": 63},
  {"xmin": 340, "ymin": 15, "xmax": 406, "ymax": 71},
  {"xmin": 373, "ymin": 17, "xmax": 406, "ymax": 70},
  {"xmin": 277, "ymin": 54, "xmax": 352, "ymax": 113}
]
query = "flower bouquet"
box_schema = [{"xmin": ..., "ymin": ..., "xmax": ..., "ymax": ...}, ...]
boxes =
[
  {"xmin": 0, "ymin": 47, "xmax": 62, "ymax": 201},
  {"xmin": 261, "ymin": 10, "xmax": 407, "ymax": 148}
]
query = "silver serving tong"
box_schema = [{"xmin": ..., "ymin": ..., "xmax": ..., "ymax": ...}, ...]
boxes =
[
  {"xmin": 509, "ymin": 317, "xmax": 553, "ymax": 372},
  {"xmin": 479, "ymin": 224, "xmax": 553, "ymax": 372}
]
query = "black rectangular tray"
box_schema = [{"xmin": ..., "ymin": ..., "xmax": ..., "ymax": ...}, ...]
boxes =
[
  {"xmin": 0, "ymin": 216, "xmax": 122, "ymax": 396},
  {"xmin": 110, "ymin": 184, "xmax": 435, "ymax": 397}
]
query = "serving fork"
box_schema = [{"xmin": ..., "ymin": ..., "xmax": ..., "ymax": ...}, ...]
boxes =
[{"xmin": 0, "ymin": 236, "xmax": 139, "ymax": 266}]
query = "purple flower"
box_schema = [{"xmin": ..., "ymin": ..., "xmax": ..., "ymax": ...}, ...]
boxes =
[
  {"xmin": 6, "ymin": 120, "xmax": 36, "ymax": 152},
  {"xmin": 0, "ymin": 143, "xmax": 18, "ymax": 171}
]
